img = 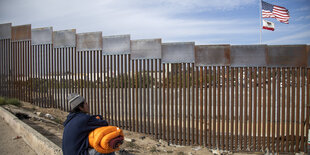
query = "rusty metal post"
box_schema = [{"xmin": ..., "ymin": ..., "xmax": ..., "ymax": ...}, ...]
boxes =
[
  {"xmin": 191, "ymin": 65, "xmax": 194, "ymax": 145},
  {"xmin": 143, "ymin": 59, "xmax": 146, "ymax": 133},
  {"xmin": 100, "ymin": 51, "xmax": 103, "ymax": 116},
  {"xmin": 296, "ymin": 67, "xmax": 300, "ymax": 152},
  {"xmin": 244, "ymin": 67, "xmax": 248, "ymax": 150},
  {"xmin": 82, "ymin": 51, "xmax": 85, "ymax": 98},
  {"xmin": 235, "ymin": 67, "xmax": 239, "ymax": 150},
  {"xmin": 106, "ymin": 55, "xmax": 110, "ymax": 123},
  {"xmin": 61, "ymin": 48, "xmax": 65, "ymax": 110},
  {"xmin": 291, "ymin": 67, "xmax": 296, "ymax": 152},
  {"xmin": 124, "ymin": 55, "xmax": 127, "ymax": 129},
  {"xmin": 86, "ymin": 51, "xmax": 89, "ymax": 112},
  {"xmin": 222, "ymin": 66, "xmax": 226, "ymax": 149},
  {"xmin": 213, "ymin": 66, "xmax": 217, "ymax": 148},
  {"xmin": 240, "ymin": 67, "xmax": 243, "ymax": 150},
  {"xmin": 226, "ymin": 67, "xmax": 230, "ymax": 150},
  {"xmin": 195, "ymin": 66, "xmax": 199, "ymax": 145},
  {"xmin": 180, "ymin": 64, "xmax": 184, "ymax": 145},
  {"xmin": 112, "ymin": 55, "xmax": 115, "ymax": 125},
  {"xmin": 199, "ymin": 66, "xmax": 203, "ymax": 145},
  {"xmin": 305, "ymin": 69, "xmax": 310, "ymax": 153},
  {"xmin": 300, "ymin": 67, "xmax": 305, "ymax": 152},
  {"xmin": 175, "ymin": 64, "xmax": 179, "ymax": 144},
  {"xmin": 276, "ymin": 68, "xmax": 281, "ymax": 153},
  {"xmin": 159, "ymin": 59, "xmax": 162, "ymax": 139},
  {"xmin": 72, "ymin": 47, "xmax": 75, "ymax": 95},
  {"xmin": 249, "ymin": 67, "xmax": 253, "ymax": 150},
  {"xmin": 117, "ymin": 55, "xmax": 121, "ymax": 126},
  {"xmin": 151, "ymin": 60, "xmax": 154, "ymax": 135},
  {"xmin": 231, "ymin": 67, "xmax": 235, "ymax": 150},
  {"xmin": 204, "ymin": 66, "xmax": 208, "ymax": 147},
  {"xmin": 21, "ymin": 42, "xmax": 24, "ymax": 102},
  {"xmin": 286, "ymin": 68, "xmax": 290, "ymax": 151},
  {"xmin": 154, "ymin": 59, "xmax": 158, "ymax": 139},
  {"xmin": 281, "ymin": 68, "xmax": 285, "ymax": 152},
  {"xmin": 139, "ymin": 59, "xmax": 142, "ymax": 133},
  {"xmin": 162, "ymin": 62, "xmax": 166, "ymax": 139},
  {"xmin": 90, "ymin": 51, "xmax": 93, "ymax": 114},
  {"xmin": 103, "ymin": 55, "xmax": 106, "ymax": 120},
  {"xmin": 258, "ymin": 67, "xmax": 262, "ymax": 150},
  {"xmin": 132, "ymin": 58, "xmax": 135, "ymax": 131},
  {"xmin": 217, "ymin": 66, "xmax": 221, "ymax": 148},
  {"xmin": 65, "ymin": 48, "xmax": 68, "ymax": 109},
  {"xmin": 127, "ymin": 54, "xmax": 131, "ymax": 130},
  {"xmin": 272, "ymin": 68, "xmax": 276, "ymax": 153},
  {"xmin": 78, "ymin": 51, "xmax": 81, "ymax": 96},
  {"xmin": 183, "ymin": 63, "xmax": 186, "ymax": 145},
  {"xmin": 17, "ymin": 42, "xmax": 20, "ymax": 100},
  {"xmin": 263, "ymin": 67, "xmax": 267, "ymax": 150},
  {"xmin": 187, "ymin": 63, "xmax": 191, "ymax": 145},
  {"xmin": 267, "ymin": 68, "xmax": 271, "ymax": 150},
  {"xmin": 253, "ymin": 67, "xmax": 257, "ymax": 151},
  {"xmin": 135, "ymin": 59, "xmax": 138, "ymax": 132},
  {"xmin": 171, "ymin": 64, "xmax": 175, "ymax": 143},
  {"xmin": 116, "ymin": 55, "xmax": 120, "ymax": 126},
  {"xmin": 167, "ymin": 63, "xmax": 170, "ymax": 143},
  {"xmin": 209, "ymin": 66, "xmax": 212, "ymax": 148},
  {"xmin": 29, "ymin": 41, "xmax": 33, "ymax": 104}
]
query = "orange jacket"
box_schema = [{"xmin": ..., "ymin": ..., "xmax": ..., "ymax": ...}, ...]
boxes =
[{"xmin": 88, "ymin": 126, "xmax": 124, "ymax": 154}]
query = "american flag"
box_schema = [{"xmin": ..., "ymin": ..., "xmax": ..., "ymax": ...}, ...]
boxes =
[{"xmin": 262, "ymin": 1, "xmax": 290, "ymax": 24}]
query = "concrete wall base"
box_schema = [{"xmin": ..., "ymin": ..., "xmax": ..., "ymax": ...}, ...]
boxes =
[{"xmin": 0, "ymin": 106, "xmax": 62, "ymax": 155}]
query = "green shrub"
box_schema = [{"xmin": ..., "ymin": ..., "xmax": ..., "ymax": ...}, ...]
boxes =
[
  {"xmin": 0, "ymin": 97, "xmax": 6, "ymax": 105},
  {"xmin": 6, "ymin": 98, "xmax": 21, "ymax": 107}
]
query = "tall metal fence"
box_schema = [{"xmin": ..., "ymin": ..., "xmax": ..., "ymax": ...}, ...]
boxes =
[{"xmin": 0, "ymin": 23, "xmax": 309, "ymax": 153}]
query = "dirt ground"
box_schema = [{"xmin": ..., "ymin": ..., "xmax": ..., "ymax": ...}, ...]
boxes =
[
  {"xmin": 0, "ymin": 117, "xmax": 36, "ymax": 155},
  {"xmin": 1, "ymin": 102, "xmax": 259, "ymax": 155}
]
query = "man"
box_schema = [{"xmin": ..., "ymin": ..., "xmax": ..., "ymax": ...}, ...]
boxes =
[{"xmin": 62, "ymin": 93, "xmax": 112, "ymax": 155}]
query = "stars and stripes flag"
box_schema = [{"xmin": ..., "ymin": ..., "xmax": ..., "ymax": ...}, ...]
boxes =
[{"xmin": 262, "ymin": 1, "xmax": 290, "ymax": 24}]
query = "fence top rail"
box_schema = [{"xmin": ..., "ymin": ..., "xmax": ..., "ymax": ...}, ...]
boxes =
[
  {"xmin": 77, "ymin": 31, "xmax": 103, "ymax": 51},
  {"xmin": 195, "ymin": 44, "xmax": 230, "ymax": 67},
  {"xmin": 11, "ymin": 24, "xmax": 31, "ymax": 41},
  {"xmin": 267, "ymin": 45, "xmax": 307, "ymax": 67},
  {"xmin": 162, "ymin": 42, "xmax": 195, "ymax": 64},
  {"xmin": 131, "ymin": 38, "xmax": 162, "ymax": 60},
  {"xmin": 1, "ymin": 22, "xmax": 310, "ymax": 68},
  {"xmin": 0, "ymin": 23, "xmax": 11, "ymax": 39},
  {"xmin": 102, "ymin": 34, "xmax": 130, "ymax": 55},
  {"xmin": 31, "ymin": 27, "xmax": 53, "ymax": 45},
  {"xmin": 53, "ymin": 29, "xmax": 76, "ymax": 48},
  {"xmin": 230, "ymin": 45, "xmax": 267, "ymax": 67}
]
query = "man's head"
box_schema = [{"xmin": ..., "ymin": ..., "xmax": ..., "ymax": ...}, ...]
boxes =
[{"xmin": 68, "ymin": 93, "xmax": 89, "ymax": 113}]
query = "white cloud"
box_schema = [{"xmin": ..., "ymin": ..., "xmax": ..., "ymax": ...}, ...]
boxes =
[
  {"xmin": 295, "ymin": 6, "xmax": 310, "ymax": 12},
  {"xmin": 266, "ymin": 30, "xmax": 310, "ymax": 44},
  {"xmin": 295, "ymin": 15, "xmax": 310, "ymax": 21}
]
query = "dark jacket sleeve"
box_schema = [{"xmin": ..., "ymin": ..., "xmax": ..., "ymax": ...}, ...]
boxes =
[{"xmin": 87, "ymin": 115, "xmax": 109, "ymax": 127}]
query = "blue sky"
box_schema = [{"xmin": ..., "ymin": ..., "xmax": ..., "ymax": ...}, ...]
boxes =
[{"xmin": 0, "ymin": 0, "xmax": 309, "ymax": 45}]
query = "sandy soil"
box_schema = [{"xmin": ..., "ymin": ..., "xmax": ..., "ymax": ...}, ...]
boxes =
[
  {"xmin": 0, "ymin": 117, "xmax": 37, "ymax": 155},
  {"xmin": 2, "ymin": 102, "xmax": 218, "ymax": 155}
]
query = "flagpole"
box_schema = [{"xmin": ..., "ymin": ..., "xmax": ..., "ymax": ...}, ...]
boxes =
[{"xmin": 259, "ymin": 0, "xmax": 262, "ymax": 44}]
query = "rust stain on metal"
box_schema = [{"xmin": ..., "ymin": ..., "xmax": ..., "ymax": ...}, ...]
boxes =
[
  {"xmin": 267, "ymin": 45, "xmax": 307, "ymax": 67},
  {"xmin": 195, "ymin": 45, "xmax": 230, "ymax": 66},
  {"xmin": 12, "ymin": 24, "xmax": 31, "ymax": 41}
]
